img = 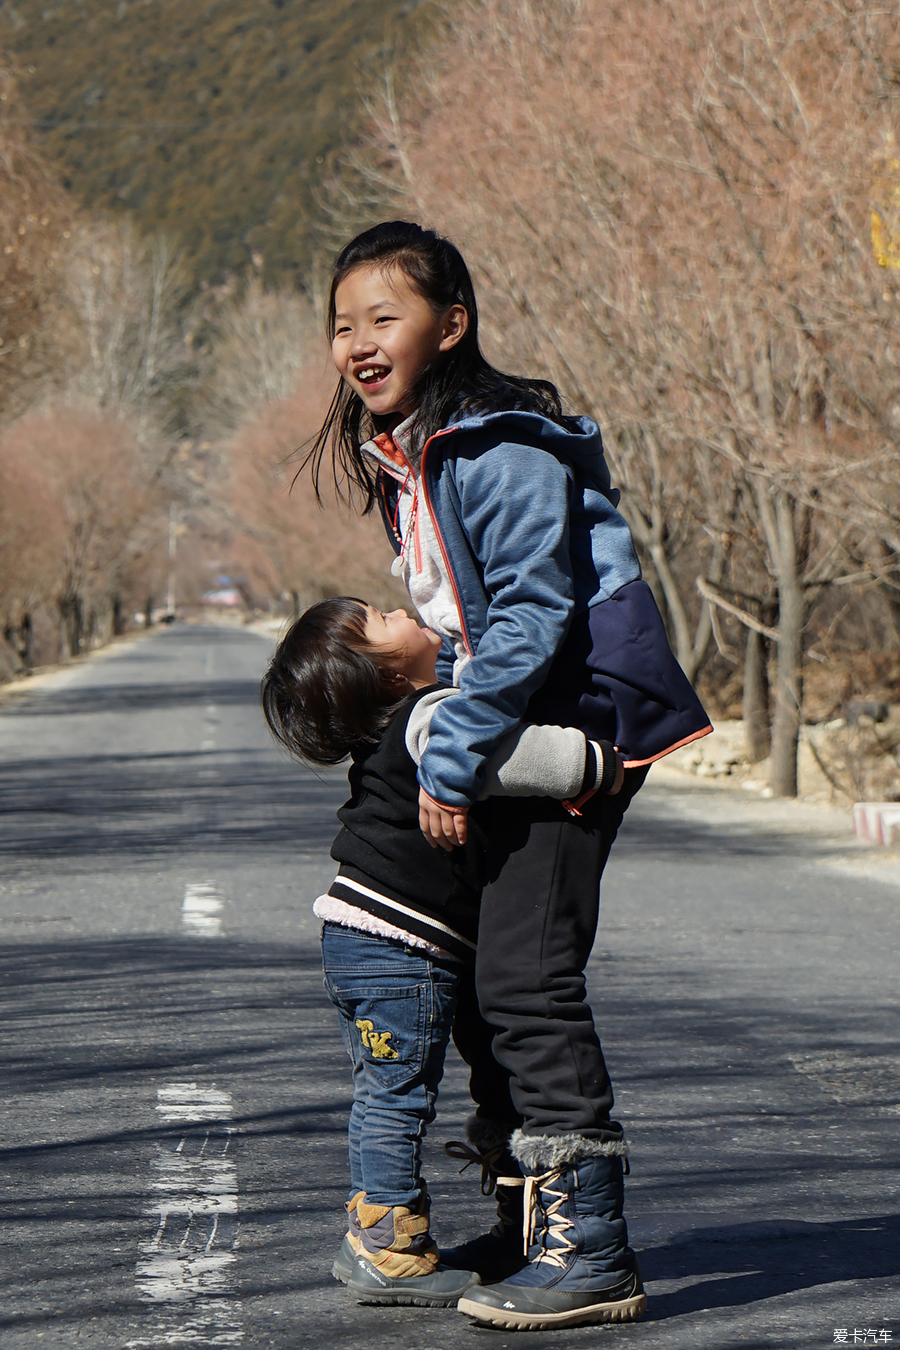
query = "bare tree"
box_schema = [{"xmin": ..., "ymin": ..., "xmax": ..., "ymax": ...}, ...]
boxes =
[
  {"xmin": 0, "ymin": 66, "xmax": 197, "ymax": 669},
  {"xmin": 199, "ymin": 279, "xmax": 318, "ymax": 437},
  {"xmin": 0, "ymin": 439, "xmax": 62, "ymax": 667},
  {"xmin": 0, "ymin": 406, "xmax": 164, "ymax": 657},
  {"xmin": 227, "ymin": 373, "xmax": 406, "ymax": 614},
  {"xmin": 62, "ymin": 219, "xmax": 191, "ymax": 448}
]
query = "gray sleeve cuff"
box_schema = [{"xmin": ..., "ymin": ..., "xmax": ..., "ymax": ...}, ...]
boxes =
[{"xmin": 477, "ymin": 724, "xmax": 589, "ymax": 799}]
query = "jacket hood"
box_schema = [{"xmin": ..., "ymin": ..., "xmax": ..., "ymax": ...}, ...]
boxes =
[{"xmin": 441, "ymin": 410, "xmax": 617, "ymax": 504}]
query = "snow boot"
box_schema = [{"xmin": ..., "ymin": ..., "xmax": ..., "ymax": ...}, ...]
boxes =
[
  {"xmin": 331, "ymin": 1190, "xmax": 363, "ymax": 1284},
  {"xmin": 439, "ymin": 1117, "xmax": 527, "ymax": 1282},
  {"xmin": 457, "ymin": 1131, "xmax": 646, "ymax": 1330},
  {"xmin": 347, "ymin": 1190, "xmax": 481, "ymax": 1307}
]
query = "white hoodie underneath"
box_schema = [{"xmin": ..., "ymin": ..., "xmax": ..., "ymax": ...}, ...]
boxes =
[{"xmin": 363, "ymin": 414, "xmax": 471, "ymax": 685}]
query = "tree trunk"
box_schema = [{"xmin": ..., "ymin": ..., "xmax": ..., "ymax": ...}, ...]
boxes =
[
  {"xmin": 3, "ymin": 625, "xmax": 24, "ymax": 674},
  {"xmin": 3, "ymin": 612, "xmax": 34, "ymax": 671},
  {"xmin": 769, "ymin": 492, "xmax": 807, "ymax": 797},
  {"xmin": 21, "ymin": 611, "xmax": 33, "ymax": 669},
  {"xmin": 59, "ymin": 593, "xmax": 84, "ymax": 659},
  {"xmin": 876, "ymin": 538, "xmax": 900, "ymax": 648},
  {"xmin": 144, "ymin": 597, "xmax": 154, "ymax": 629},
  {"xmin": 742, "ymin": 626, "xmax": 770, "ymax": 762}
]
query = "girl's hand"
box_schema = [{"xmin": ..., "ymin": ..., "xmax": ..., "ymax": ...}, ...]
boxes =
[{"xmin": 418, "ymin": 788, "xmax": 469, "ymax": 850}]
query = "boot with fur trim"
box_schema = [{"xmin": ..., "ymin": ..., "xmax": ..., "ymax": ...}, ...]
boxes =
[
  {"xmin": 458, "ymin": 1131, "xmax": 646, "ymax": 1330},
  {"xmin": 440, "ymin": 1116, "xmax": 527, "ymax": 1282},
  {"xmin": 347, "ymin": 1190, "xmax": 481, "ymax": 1306},
  {"xmin": 331, "ymin": 1190, "xmax": 363, "ymax": 1284}
]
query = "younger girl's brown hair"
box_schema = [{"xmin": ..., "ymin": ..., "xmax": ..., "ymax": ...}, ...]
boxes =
[{"xmin": 261, "ymin": 597, "xmax": 405, "ymax": 765}]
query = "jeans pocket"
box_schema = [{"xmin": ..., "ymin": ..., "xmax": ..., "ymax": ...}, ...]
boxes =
[{"xmin": 325, "ymin": 979, "xmax": 428, "ymax": 1090}]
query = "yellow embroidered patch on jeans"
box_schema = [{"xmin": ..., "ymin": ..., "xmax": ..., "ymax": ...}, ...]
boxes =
[{"xmin": 355, "ymin": 1018, "xmax": 399, "ymax": 1059}]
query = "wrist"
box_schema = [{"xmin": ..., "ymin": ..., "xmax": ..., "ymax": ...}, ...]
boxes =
[
  {"xmin": 418, "ymin": 786, "xmax": 469, "ymax": 814},
  {"xmin": 589, "ymin": 740, "xmax": 619, "ymax": 794}
]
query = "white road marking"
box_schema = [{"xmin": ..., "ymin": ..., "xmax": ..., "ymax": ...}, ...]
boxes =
[
  {"xmin": 201, "ymin": 703, "xmax": 218, "ymax": 752},
  {"xmin": 126, "ymin": 1083, "xmax": 243, "ymax": 1348},
  {"xmin": 182, "ymin": 882, "xmax": 224, "ymax": 937},
  {"xmin": 157, "ymin": 1084, "xmax": 234, "ymax": 1123}
]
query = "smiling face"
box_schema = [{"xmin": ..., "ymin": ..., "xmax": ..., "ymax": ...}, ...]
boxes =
[
  {"xmin": 331, "ymin": 265, "xmax": 468, "ymax": 421},
  {"xmin": 362, "ymin": 605, "xmax": 442, "ymax": 689}
]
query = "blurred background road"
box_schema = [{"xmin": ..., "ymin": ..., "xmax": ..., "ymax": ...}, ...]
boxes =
[{"xmin": 0, "ymin": 625, "xmax": 897, "ymax": 1350}]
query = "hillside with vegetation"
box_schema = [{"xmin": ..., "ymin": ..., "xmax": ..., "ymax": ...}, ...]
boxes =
[{"xmin": 0, "ymin": 0, "xmax": 425, "ymax": 285}]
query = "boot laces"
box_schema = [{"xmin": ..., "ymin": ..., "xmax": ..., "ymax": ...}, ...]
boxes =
[
  {"xmin": 522, "ymin": 1168, "xmax": 578, "ymax": 1268},
  {"xmin": 444, "ymin": 1140, "xmax": 524, "ymax": 1198}
]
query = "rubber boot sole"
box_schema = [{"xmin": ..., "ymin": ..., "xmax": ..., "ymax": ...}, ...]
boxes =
[
  {"xmin": 348, "ymin": 1255, "xmax": 481, "ymax": 1307},
  {"xmin": 457, "ymin": 1288, "xmax": 647, "ymax": 1330}
]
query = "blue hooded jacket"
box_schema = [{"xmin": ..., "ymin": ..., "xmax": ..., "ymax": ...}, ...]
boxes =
[{"xmin": 374, "ymin": 410, "xmax": 711, "ymax": 808}]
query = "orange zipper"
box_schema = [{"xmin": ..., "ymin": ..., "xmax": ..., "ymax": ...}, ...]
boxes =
[
  {"xmin": 418, "ymin": 428, "xmax": 474, "ymax": 657},
  {"xmin": 374, "ymin": 425, "xmax": 473, "ymax": 657}
]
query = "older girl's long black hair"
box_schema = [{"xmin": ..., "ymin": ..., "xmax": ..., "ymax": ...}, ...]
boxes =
[
  {"xmin": 261, "ymin": 597, "xmax": 405, "ymax": 765},
  {"xmin": 305, "ymin": 220, "xmax": 574, "ymax": 511}
]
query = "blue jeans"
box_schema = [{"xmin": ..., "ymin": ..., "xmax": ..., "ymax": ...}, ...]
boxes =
[{"xmin": 322, "ymin": 923, "xmax": 461, "ymax": 1208}]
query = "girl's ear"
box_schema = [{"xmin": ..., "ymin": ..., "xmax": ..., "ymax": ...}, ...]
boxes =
[
  {"xmin": 439, "ymin": 304, "xmax": 468, "ymax": 353},
  {"xmin": 381, "ymin": 665, "xmax": 413, "ymax": 694}
]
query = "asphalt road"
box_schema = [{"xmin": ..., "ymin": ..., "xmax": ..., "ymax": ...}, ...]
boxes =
[{"xmin": 0, "ymin": 623, "xmax": 897, "ymax": 1350}]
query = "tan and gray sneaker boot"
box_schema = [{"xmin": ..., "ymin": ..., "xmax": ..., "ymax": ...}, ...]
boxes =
[
  {"xmin": 331, "ymin": 1190, "xmax": 363, "ymax": 1284},
  {"xmin": 347, "ymin": 1192, "xmax": 481, "ymax": 1306}
]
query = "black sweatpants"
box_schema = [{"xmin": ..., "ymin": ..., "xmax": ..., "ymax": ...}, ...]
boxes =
[{"xmin": 474, "ymin": 768, "xmax": 647, "ymax": 1143}]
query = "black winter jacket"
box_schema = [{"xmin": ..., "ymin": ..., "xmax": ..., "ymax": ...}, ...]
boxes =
[{"xmin": 328, "ymin": 687, "xmax": 494, "ymax": 960}]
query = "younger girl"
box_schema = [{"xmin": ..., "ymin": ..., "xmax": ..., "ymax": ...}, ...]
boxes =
[
  {"xmin": 308, "ymin": 222, "xmax": 713, "ymax": 1330},
  {"xmin": 261, "ymin": 597, "xmax": 621, "ymax": 1308}
]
